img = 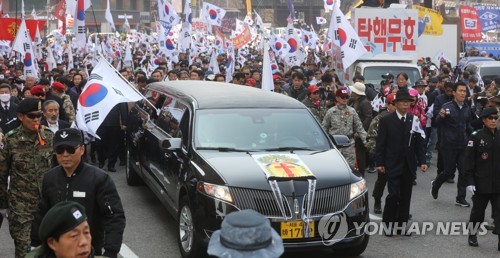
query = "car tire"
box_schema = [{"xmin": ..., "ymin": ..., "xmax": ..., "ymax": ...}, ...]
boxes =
[
  {"xmin": 126, "ymin": 150, "xmax": 142, "ymax": 186},
  {"xmin": 178, "ymin": 195, "xmax": 205, "ymax": 258},
  {"xmin": 332, "ymin": 234, "xmax": 369, "ymax": 256}
]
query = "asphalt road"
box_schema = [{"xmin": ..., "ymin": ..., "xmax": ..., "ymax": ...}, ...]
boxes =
[{"xmin": 1, "ymin": 155, "xmax": 499, "ymax": 257}]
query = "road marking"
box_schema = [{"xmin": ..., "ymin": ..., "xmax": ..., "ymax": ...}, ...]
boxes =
[
  {"xmin": 369, "ymin": 213, "xmax": 382, "ymax": 221},
  {"xmin": 120, "ymin": 243, "xmax": 139, "ymax": 258}
]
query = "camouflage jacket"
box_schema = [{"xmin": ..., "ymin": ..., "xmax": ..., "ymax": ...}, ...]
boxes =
[
  {"xmin": 302, "ymin": 97, "xmax": 327, "ymax": 123},
  {"xmin": 366, "ymin": 109, "xmax": 390, "ymax": 154},
  {"xmin": 322, "ymin": 105, "xmax": 367, "ymax": 143},
  {"xmin": 62, "ymin": 94, "xmax": 76, "ymax": 123},
  {"xmin": 0, "ymin": 125, "xmax": 54, "ymax": 209}
]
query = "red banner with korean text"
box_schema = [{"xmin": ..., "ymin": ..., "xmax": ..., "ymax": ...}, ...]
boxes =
[
  {"xmin": 54, "ymin": 0, "xmax": 66, "ymax": 21},
  {"xmin": 0, "ymin": 18, "xmax": 46, "ymax": 41},
  {"xmin": 232, "ymin": 26, "xmax": 252, "ymax": 49},
  {"xmin": 459, "ymin": 5, "xmax": 482, "ymax": 41},
  {"xmin": 352, "ymin": 8, "xmax": 418, "ymax": 61}
]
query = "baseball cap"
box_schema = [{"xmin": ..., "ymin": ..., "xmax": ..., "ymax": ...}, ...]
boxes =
[
  {"xmin": 53, "ymin": 128, "xmax": 83, "ymax": 147},
  {"xmin": 336, "ymin": 87, "xmax": 350, "ymax": 98}
]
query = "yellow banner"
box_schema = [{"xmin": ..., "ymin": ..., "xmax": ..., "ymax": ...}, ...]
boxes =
[
  {"xmin": 253, "ymin": 154, "xmax": 316, "ymax": 181},
  {"xmin": 413, "ymin": 5, "xmax": 443, "ymax": 36}
]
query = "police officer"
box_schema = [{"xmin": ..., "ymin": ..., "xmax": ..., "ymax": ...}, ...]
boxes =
[
  {"xmin": 464, "ymin": 107, "xmax": 500, "ymax": 250},
  {"xmin": 0, "ymin": 98, "xmax": 55, "ymax": 258},
  {"xmin": 31, "ymin": 128, "xmax": 126, "ymax": 258},
  {"xmin": 322, "ymin": 87, "xmax": 367, "ymax": 170}
]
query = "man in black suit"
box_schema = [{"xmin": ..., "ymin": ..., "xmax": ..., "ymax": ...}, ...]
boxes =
[
  {"xmin": 40, "ymin": 100, "xmax": 71, "ymax": 133},
  {"xmin": 375, "ymin": 89, "xmax": 428, "ymax": 235},
  {"xmin": 0, "ymin": 84, "xmax": 20, "ymax": 135}
]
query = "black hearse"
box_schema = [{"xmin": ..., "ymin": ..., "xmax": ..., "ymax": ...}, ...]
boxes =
[{"xmin": 126, "ymin": 81, "xmax": 369, "ymax": 257}]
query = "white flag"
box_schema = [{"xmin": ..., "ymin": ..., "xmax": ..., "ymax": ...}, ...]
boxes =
[
  {"xmin": 67, "ymin": 44, "xmax": 74, "ymax": 70},
  {"xmin": 76, "ymin": 58, "xmax": 143, "ymax": 138},
  {"xmin": 202, "ymin": 3, "xmax": 226, "ymax": 27},
  {"xmin": 75, "ymin": 0, "xmax": 86, "ymax": 51},
  {"xmin": 209, "ymin": 49, "xmax": 220, "ymax": 74},
  {"xmin": 158, "ymin": 0, "xmax": 180, "ymax": 29},
  {"xmin": 261, "ymin": 45, "xmax": 274, "ymax": 92},
  {"xmin": 123, "ymin": 13, "xmax": 130, "ymax": 32},
  {"xmin": 34, "ymin": 25, "xmax": 43, "ymax": 60},
  {"xmin": 244, "ymin": 15, "xmax": 254, "ymax": 26},
  {"xmin": 66, "ymin": 0, "xmax": 91, "ymax": 16},
  {"xmin": 105, "ymin": 0, "xmax": 116, "ymax": 31},
  {"xmin": 225, "ymin": 40, "xmax": 234, "ymax": 83},
  {"xmin": 323, "ymin": 0, "xmax": 334, "ymax": 12},
  {"xmin": 124, "ymin": 39, "xmax": 133, "ymax": 65},
  {"xmin": 268, "ymin": 33, "xmax": 290, "ymax": 58},
  {"xmin": 316, "ymin": 17, "xmax": 327, "ymax": 25},
  {"xmin": 328, "ymin": 1, "xmax": 367, "ymax": 70},
  {"xmin": 46, "ymin": 44, "xmax": 57, "ymax": 71},
  {"xmin": 12, "ymin": 19, "xmax": 29, "ymax": 56},
  {"xmin": 411, "ymin": 116, "xmax": 426, "ymax": 139},
  {"xmin": 31, "ymin": 8, "xmax": 38, "ymax": 20}
]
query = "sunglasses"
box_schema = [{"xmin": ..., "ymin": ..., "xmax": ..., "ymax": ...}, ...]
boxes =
[
  {"xmin": 55, "ymin": 145, "xmax": 80, "ymax": 155},
  {"xmin": 486, "ymin": 116, "xmax": 498, "ymax": 120},
  {"xmin": 312, "ymin": 91, "xmax": 320, "ymax": 94},
  {"xmin": 339, "ymin": 96, "xmax": 349, "ymax": 100},
  {"xmin": 34, "ymin": 93, "xmax": 45, "ymax": 97},
  {"xmin": 25, "ymin": 112, "xmax": 43, "ymax": 119}
]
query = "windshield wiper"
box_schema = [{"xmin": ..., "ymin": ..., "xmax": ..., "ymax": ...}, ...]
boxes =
[
  {"xmin": 196, "ymin": 147, "xmax": 255, "ymax": 152},
  {"xmin": 263, "ymin": 147, "xmax": 317, "ymax": 152}
]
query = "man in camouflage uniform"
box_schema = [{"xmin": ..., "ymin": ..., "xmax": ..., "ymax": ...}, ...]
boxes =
[
  {"xmin": 322, "ymin": 88, "xmax": 367, "ymax": 168},
  {"xmin": 302, "ymin": 85, "xmax": 327, "ymax": 123},
  {"xmin": 0, "ymin": 98, "xmax": 55, "ymax": 258},
  {"xmin": 366, "ymin": 93, "xmax": 396, "ymax": 214}
]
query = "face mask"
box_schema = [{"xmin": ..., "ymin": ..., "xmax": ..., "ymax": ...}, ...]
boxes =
[{"xmin": 0, "ymin": 93, "xmax": 10, "ymax": 102}]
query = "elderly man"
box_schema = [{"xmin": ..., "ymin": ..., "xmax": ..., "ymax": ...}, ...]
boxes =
[
  {"xmin": 26, "ymin": 201, "xmax": 93, "ymax": 258},
  {"xmin": 322, "ymin": 88, "xmax": 367, "ymax": 169},
  {"xmin": 40, "ymin": 100, "xmax": 71, "ymax": 133}
]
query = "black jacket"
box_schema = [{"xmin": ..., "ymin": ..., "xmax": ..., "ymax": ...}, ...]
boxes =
[
  {"xmin": 31, "ymin": 162, "xmax": 126, "ymax": 257},
  {"xmin": 435, "ymin": 100, "xmax": 472, "ymax": 150},
  {"xmin": 464, "ymin": 128, "xmax": 500, "ymax": 194},
  {"xmin": 0, "ymin": 102, "xmax": 20, "ymax": 134},
  {"xmin": 375, "ymin": 112, "xmax": 426, "ymax": 178}
]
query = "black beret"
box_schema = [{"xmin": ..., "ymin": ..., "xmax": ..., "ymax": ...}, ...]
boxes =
[
  {"xmin": 17, "ymin": 98, "xmax": 42, "ymax": 114},
  {"xmin": 480, "ymin": 107, "xmax": 498, "ymax": 118},
  {"xmin": 39, "ymin": 201, "xmax": 87, "ymax": 241}
]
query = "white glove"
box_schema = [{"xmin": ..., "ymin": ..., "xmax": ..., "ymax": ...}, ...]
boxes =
[
  {"xmin": 467, "ymin": 185, "xmax": 476, "ymax": 194},
  {"xmin": 0, "ymin": 208, "xmax": 8, "ymax": 218}
]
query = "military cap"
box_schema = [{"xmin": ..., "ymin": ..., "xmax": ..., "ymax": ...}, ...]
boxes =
[
  {"xmin": 30, "ymin": 85, "xmax": 46, "ymax": 96},
  {"xmin": 17, "ymin": 98, "xmax": 42, "ymax": 114},
  {"xmin": 336, "ymin": 87, "xmax": 350, "ymax": 98},
  {"xmin": 39, "ymin": 201, "xmax": 87, "ymax": 241},
  {"xmin": 480, "ymin": 107, "xmax": 498, "ymax": 118},
  {"xmin": 54, "ymin": 128, "xmax": 83, "ymax": 147}
]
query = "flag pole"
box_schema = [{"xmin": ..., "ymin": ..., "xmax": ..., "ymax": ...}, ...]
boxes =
[{"xmin": 97, "ymin": 54, "xmax": 159, "ymax": 113}]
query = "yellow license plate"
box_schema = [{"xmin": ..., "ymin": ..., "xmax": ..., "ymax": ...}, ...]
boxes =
[{"xmin": 280, "ymin": 221, "xmax": 315, "ymax": 239}]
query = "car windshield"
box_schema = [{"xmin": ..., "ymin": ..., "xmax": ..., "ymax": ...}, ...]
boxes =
[
  {"xmin": 363, "ymin": 66, "xmax": 421, "ymax": 90},
  {"xmin": 194, "ymin": 109, "xmax": 330, "ymax": 151},
  {"xmin": 480, "ymin": 66, "xmax": 500, "ymax": 78}
]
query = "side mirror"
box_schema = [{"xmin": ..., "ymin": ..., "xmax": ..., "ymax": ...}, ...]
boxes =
[
  {"xmin": 161, "ymin": 138, "xmax": 182, "ymax": 150},
  {"xmin": 331, "ymin": 135, "xmax": 351, "ymax": 149}
]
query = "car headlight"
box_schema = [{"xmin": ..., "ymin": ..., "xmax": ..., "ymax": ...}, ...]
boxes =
[
  {"xmin": 197, "ymin": 182, "xmax": 233, "ymax": 203},
  {"xmin": 350, "ymin": 179, "xmax": 367, "ymax": 201}
]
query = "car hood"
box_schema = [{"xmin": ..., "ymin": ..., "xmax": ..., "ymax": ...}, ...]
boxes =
[{"xmin": 196, "ymin": 149, "xmax": 356, "ymax": 196}]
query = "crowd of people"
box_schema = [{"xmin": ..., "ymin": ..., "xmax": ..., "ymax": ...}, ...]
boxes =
[{"xmin": 0, "ymin": 44, "xmax": 499, "ymax": 257}]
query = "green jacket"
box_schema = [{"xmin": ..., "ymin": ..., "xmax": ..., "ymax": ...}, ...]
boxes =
[{"xmin": 366, "ymin": 109, "xmax": 390, "ymax": 154}]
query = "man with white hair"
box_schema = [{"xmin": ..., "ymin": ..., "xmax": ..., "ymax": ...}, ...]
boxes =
[{"xmin": 40, "ymin": 100, "xmax": 71, "ymax": 133}]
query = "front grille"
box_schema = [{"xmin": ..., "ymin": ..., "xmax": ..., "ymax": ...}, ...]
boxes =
[
  {"xmin": 229, "ymin": 187, "xmax": 292, "ymax": 218},
  {"xmin": 305, "ymin": 185, "xmax": 351, "ymax": 216}
]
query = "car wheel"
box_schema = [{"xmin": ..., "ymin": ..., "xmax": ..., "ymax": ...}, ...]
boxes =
[
  {"xmin": 332, "ymin": 234, "xmax": 369, "ymax": 256},
  {"xmin": 178, "ymin": 195, "xmax": 204, "ymax": 258},
  {"xmin": 126, "ymin": 150, "xmax": 142, "ymax": 186}
]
